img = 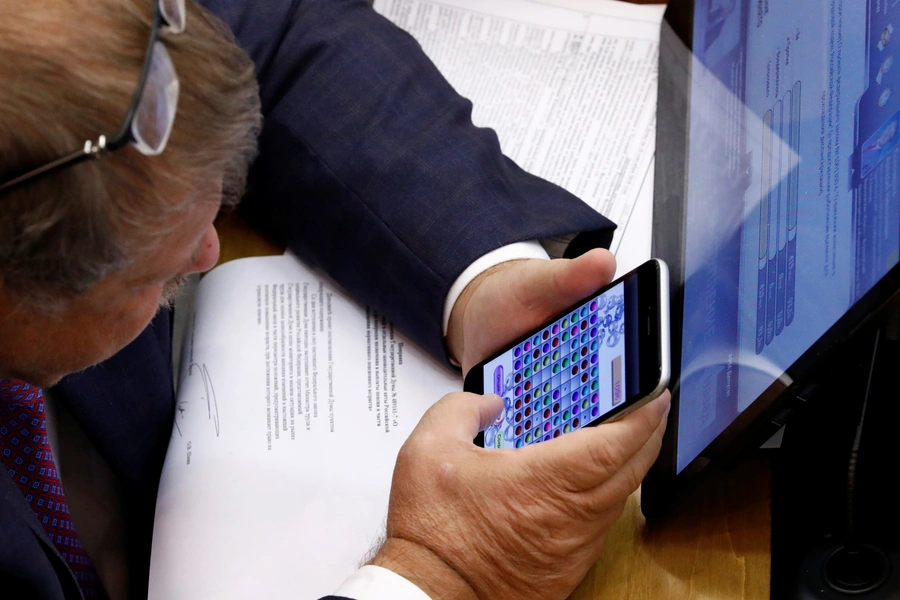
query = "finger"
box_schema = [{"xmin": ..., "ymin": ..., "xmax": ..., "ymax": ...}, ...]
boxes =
[
  {"xmin": 417, "ymin": 391, "xmax": 504, "ymax": 442},
  {"xmin": 583, "ymin": 403, "xmax": 668, "ymax": 507},
  {"xmin": 551, "ymin": 248, "xmax": 618, "ymax": 304},
  {"xmin": 523, "ymin": 392, "xmax": 670, "ymax": 490},
  {"xmin": 512, "ymin": 249, "xmax": 617, "ymax": 317}
]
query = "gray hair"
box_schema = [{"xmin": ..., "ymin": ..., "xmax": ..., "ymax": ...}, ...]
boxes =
[{"xmin": 0, "ymin": 0, "xmax": 261, "ymax": 310}]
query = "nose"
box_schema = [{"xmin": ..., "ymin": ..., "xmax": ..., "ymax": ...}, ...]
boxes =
[{"xmin": 184, "ymin": 224, "xmax": 220, "ymax": 275}]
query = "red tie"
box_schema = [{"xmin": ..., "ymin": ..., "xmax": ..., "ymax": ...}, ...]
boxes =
[{"xmin": 0, "ymin": 379, "xmax": 107, "ymax": 598}]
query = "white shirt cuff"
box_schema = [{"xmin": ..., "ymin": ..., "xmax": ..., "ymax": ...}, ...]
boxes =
[
  {"xmin": 442, "ymin": 241, "xmax": 551, "ymax": 335},
  {"xmin": 332, "ymin": 565, "xmax": 432, "ymax": 600}
]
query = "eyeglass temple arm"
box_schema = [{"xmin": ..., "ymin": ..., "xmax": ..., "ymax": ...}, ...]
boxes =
[{"xmin": 0, "ymin": 136, "xmax": 108, "ymax": 192}]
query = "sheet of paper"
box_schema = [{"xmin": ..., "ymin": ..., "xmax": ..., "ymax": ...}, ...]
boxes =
[
  {"xmin": 149, "ymin": 255, "xmax": 460, "ymax": 599},
  {"xmin": 613, "ymin": 159, "xmax": 653, "ymax": 279},
  {"xmin": 374, "ymin": 0, "xmax": 664, "ymax": 257}
]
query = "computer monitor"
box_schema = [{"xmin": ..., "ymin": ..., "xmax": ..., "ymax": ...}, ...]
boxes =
[{"xmin": 645, "ymin": 0, "xmax": 900, "ymax": 512}]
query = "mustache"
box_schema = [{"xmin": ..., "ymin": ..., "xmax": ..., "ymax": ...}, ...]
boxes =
[{"xmin": 158, "ymin": 274, "xmax": 190, "ymax": 309}]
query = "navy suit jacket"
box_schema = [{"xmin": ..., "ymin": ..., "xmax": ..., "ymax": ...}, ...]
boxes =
[{"xmin": 0, "ymin": 1, "xmax": 614, "ymax": 598}]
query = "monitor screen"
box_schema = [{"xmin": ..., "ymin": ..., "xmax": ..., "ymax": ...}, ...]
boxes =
[{"xmin": 650, "ymin": 0, "xmax": 900, "ymax": 492}]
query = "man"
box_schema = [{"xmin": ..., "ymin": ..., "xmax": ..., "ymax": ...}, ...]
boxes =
[{"xmin": 0, "ymin": 0, "xmax": 669, "ymax": 599}]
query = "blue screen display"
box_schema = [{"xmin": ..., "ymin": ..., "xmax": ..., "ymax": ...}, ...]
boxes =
[
  {"xmin": 481, "ymin": 282, "xmax": 627, "ymax": 449},
  {"xmin": 677, "ymin": 0, "xmax": 899, "ymax": 472}
]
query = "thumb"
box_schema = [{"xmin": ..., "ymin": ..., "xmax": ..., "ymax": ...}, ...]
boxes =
[
  {"xmin": 513, "ymin": 249, "xmax": 617, "ymax": 315},
  {"xmin": 418, "ymin": 392, "xmax": 504, "ymax": 442}
]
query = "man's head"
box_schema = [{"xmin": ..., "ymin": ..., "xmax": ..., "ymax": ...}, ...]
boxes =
[{"xmin": 0, "ymin": 0, "xmax": 261, "ymax": 386}]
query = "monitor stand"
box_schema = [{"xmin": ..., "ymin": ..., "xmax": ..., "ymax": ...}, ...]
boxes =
[{"xmin": 771, "ymin": 324, "xmax": 900, "ymax": 598}]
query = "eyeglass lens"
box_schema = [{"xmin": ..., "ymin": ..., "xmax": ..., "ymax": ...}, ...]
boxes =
[
  {"xmin": 132, "ymin": 42, "xmax": 179, "ymax": 155},
  {"xmin": 160, "ymin": 0, "xmax": 186, "ymax": 34}
]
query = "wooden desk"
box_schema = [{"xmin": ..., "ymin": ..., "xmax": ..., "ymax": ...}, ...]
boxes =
[
  {"xmin": 572, "ymin": 457, "xmax": 771, "ymax": 600},
  {"xmin": 215, "ymin": 211, "xmax": 772, "ymax": 599}
]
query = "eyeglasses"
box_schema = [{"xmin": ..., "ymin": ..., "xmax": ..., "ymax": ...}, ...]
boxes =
[{"xmin": 0, "ymin": 0, "xmax": 186, "ymax": 192}]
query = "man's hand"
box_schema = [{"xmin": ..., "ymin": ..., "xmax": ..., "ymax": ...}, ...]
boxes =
[
  {"xmin": 368, "ymin": 248, "xmax": 669, "ymax": 599},
  {"xmin": 370, "ymin": 390, "xmax": 670, "ymax": 600},
  {"xmin": 446, "ymin": 248, "xmax": 618, "ymax": 375}
]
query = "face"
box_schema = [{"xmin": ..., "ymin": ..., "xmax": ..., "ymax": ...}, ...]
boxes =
[{"xmin": 0, "ymin": 196, "xmax": 221, "ymax": 387}]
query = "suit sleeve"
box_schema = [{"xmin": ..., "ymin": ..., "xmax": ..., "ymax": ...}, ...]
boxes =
[{"xmin": 200, "ymin": 0, "xmax": 615, "ymax": 362}]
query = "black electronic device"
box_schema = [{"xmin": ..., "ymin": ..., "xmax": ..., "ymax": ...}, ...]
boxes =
[
  {"xmin": 772, "ymin": 326, "xmax": 900, "ymax": 598},
  {"xmin": 644, "ymin": 0, "xmax": 900, "ymax": 514},
  {"xmin": 465, "ymin": 259, "xmax": 669, "ymax": 449}
]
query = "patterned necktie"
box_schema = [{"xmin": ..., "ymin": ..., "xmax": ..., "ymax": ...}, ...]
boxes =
[{"xmin": 0, "ymin": 379, "xmax": 107, "ymax": 598}]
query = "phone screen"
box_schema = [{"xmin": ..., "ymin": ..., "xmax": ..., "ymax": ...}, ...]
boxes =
[{"xmin": 480, "ymin": 281, "xmax": 628, "ymax": 449}]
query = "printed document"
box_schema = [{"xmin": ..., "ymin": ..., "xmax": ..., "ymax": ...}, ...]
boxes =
[
  {"xmin": 374, "ymin": 0, "xmax": 665, "ymax": 266},
  {"xmin": 149, "ymin": 256, "xmax": 458, "ymax": 599}
]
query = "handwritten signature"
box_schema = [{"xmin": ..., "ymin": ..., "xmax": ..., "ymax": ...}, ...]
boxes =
[{"xmin": 174, "ymin": 362, "xmax": 221, "ymax": 437}]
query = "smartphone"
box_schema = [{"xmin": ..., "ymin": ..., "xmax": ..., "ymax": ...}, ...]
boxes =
[{"xmin": 466, "ymin": 259, "xmax": 670, "ymax": 448}]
